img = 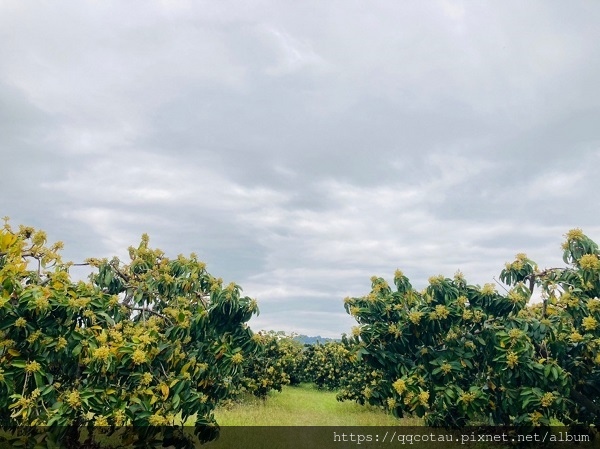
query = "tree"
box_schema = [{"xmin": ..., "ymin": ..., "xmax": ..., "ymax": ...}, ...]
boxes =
[
  {"xmin": 343, "ymin": 229, "xmax": 600, "ymax": 429},
  {"xmin": 238, "ymin": 331, "xmax": 292, "ymax": 399},
  {"xmin": 0, "ymin": 219, "xmax": 260, "ymax": 448}
]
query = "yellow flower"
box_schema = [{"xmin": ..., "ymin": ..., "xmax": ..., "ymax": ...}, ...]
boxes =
[
  {"xmin": 580, "ymin": 254, "xmax": 600, "ymax": 270},
  {"xmin": 132, "ymin": 349, "xmax": 147, "ymax": 365},
  {"xmin": 138, "ymin": 334, "xmax": 154, "ymax": 345},
  {"xmin": 67, "ymin": 391, "xmax": 81, "ymax": 408},
  {"xmin": 387, "ymin": 397, "xmax": 397, "ymax": 409},
  {"xmin": 231, "ymin": 353, "xmax": 244, "ymax": 364},
  {"xmin": 588, "ymin": 298, "xmax": 600, "ymax": 312},
  {"xmin": 108, "ymin": 295, "xmax": 120, "ymax": 307},
  {"xmin": 418, "ymin": 391, "xmax": 430, "ymax": 406},
  {"xmin": 26, "ymin": 330, "xmax": 43, "ymax": 344},
  {"xmin": 529, "ymin": 410, "xmax": 543, "ymax": 426},
  {"xmin": 394, "ymin": 269, "xmax": 404, "ymax": 279},
  {"xmin": 508, "ymin": 290, "xmax": 524, "ymax": 304},
  {"xmin": 113, "ymin": 409, "xmax": 126, "ymax": 426},
  {"xmin": 95, "ymin": 416, "xmax": 109, "ymax": 427},
  {"xmin": 96, "ymin": 332, "xmax": 108, "ymax": 344},
  {"xmin": 565, "ymin": 228, "xmax": 584, "ymax": 241},
  {"xmin": 473, "ymin": 310, "xmax": 485, "ymax": 323},
  {"xmin": 25, "ymin": 361, "xmax": 41, "ymax": 373},
  {"xmin": 148, "ymin": 412, "xmax": 166, "ymax": 426},
  {"xmin": 351, "ymin": 326, "xmax": 361, "ymax": 337},
  {"xmin": 93, "ymin": 346, "xmax": 111, "ymax": 361},
  {"xmin": 251, "ymin": 333, "xmax": 264, "ymax": 344},
  {"xmin": 56, "ymin": 337, "xmax": 68, "ymax": 351},
  {"xmin": 34, "ymin": 296, "xmax": 50, "ymax": 310},
  {"xmin": 540, "ymin": 318, "xmax": 551, "ymax": 327},
  {"xmin": 392, "ymin": 379, "xmax": 407, "ymax": 395},
  {"xmin": 435, "ymin": 305, "xmax": 450, "ymax": 319},
  {"xmin": 140, "ymin": 372, "xmax": 153, "ymax": 386},
  {"xmin": 440, "ymin": 363, "xmax": 452, "ymax": 375},
  {"xmin": 408, "ymin": 311, "xmax": 423, "ymax": 325},
  {"xmin": 481, "ymin": 284, "xmax": 496, "ymax": 295},
  {"xmin": 462, "ymin": 310, "xmax": 473, "ymax": 320},
  {"xmin": 508, "ymin": 329, "xmax": 523, "ymax": 340},
  {"xmin": 428, "ymin": 275, "xmax": 444, "ymax": 286},
  {"xmin": 570, "ymin": 332, "xmax": 584, "ymax": 343},
  {"xmin": 107, "ymin": 330, "xmax": 122, "ymax": 345},
  {"xmin": 15, "ymin": 317, "xmax": 27, "ymax": 328},
  {"xmin": 445, "ymin": 330, "xmax": 458, "ymax": 341},
  {"xmin": 506, "ymin": 351, "xmax": 519, "ymax": 369},
  {"xmin": 582, "ymin": 316, "xmax": 598, "ymax": 331},
  {"xmin": 459, "ymin": 391, "xmax": 475, "ymax": 404},
  {"xmin": 540, "ymin": 392, "xmax": 554, "ymax": 408}
]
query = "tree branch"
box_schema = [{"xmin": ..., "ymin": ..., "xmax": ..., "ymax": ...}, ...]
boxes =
[{"xmin": 121, "ymin": 303, "xmax": 172, "ymax": 324}]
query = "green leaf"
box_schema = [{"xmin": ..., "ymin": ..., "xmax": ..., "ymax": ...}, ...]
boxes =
[{"xmin": 34, "ymin": 372, "xmax": 44, "ymax": 388}]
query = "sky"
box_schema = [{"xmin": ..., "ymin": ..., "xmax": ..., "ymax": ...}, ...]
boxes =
[{"xmin": 1, "ymin": 1, "xmax": 599, "ymax": 338}]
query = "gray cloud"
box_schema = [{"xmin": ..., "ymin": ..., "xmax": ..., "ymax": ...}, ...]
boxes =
[{"xmin": 2, "ymin": 0, "xmax": 599, "ymax": 337}]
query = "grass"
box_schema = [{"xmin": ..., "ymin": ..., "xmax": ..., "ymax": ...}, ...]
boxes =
[
  {"xmin": 201, "ymin": 384, "xmax": 423, "ymax": 448},
  {"xmin": 213, "ymin": 383, "xmax": 420, "ymax": 426}
]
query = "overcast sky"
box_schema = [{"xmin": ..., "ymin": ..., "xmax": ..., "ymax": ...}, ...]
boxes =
[{"xmin": 2, "ymin": 1, "xmax": 599, "ymax": 337}]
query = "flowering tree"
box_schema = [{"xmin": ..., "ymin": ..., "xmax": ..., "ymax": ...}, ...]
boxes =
[
  {"xmin": 0, "ymin": 219, "xmax": 260, "ymax": 447},
  {"xmin": 238, "ymin": 331, "xmax": 296, "ymax": 399},
  {"xmin": 343, "ymin": 230, "xmax": 600, "ymax": 428}
]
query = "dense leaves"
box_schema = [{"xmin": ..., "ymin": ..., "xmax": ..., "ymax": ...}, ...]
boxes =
[
  {"xmin": 238, "ymin": 331, "xmax": 305, "ymax": 398},
  {"xmin": 0, "ymin": 220, "xmax": 260, "ymax": 447},
  {"xmin": 343, "ymin": 230, "xmax": 600, "ymax": 428}
]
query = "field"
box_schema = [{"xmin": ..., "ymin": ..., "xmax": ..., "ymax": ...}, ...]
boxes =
[
  {"xmin": 205, "ymin": 385, "xmax": 596, "ymax": 449},
  {"xmin": 213, "ymin": 383, "xmax": 417, "ymax": 426},
  {"xmin": 204, "ymin": 383, "xmax": 425, "ymax": 449}
]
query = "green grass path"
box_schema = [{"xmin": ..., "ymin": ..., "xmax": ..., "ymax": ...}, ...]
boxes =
[{"xmin": 214, "ymin": 383, "xmax": 418, "ymax": 426}]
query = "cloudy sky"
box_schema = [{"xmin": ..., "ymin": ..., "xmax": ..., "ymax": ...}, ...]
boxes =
[{"xmin": 2, "ymin": 1, "xmax": 599, "ymax": 337}]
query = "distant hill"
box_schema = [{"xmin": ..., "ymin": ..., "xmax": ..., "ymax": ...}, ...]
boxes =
[{"xmin": 292, "ymin": 334, "xmax": 340, "ymax": 345}]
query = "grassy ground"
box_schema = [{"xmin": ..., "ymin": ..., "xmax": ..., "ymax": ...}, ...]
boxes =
[{"xmin": 213, "ymin": 383, "xmax": 420, "ymax": 426}]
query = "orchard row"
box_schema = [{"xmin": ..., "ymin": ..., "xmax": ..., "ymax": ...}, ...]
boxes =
[{"xmin": 1, "ymin": 219, "xmax": 599, "ymax": 447}]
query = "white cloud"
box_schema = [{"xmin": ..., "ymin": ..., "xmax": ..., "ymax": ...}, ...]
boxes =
[
  {"xmin": 261, "ymin": 25, "xmax": 328, "ymax": 76},
  {"xmin": 526, "ymin": 171, "xmax": 583, "ymax": 199}
]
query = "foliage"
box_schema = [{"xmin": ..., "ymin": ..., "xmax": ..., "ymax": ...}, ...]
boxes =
[
  {"xmin": 239, "ymin": 331, "xmax": 306, "ymax": 398},
  {"xmin": 343, "ymin": 230, "xmax": 600, "ymax": 428},
  {"xmin": 334, "ymin": 335, "xmax": 385, "ymax": 405},
  {"xmin": 278, "ymin": 336, "xmax": 306, "ymax": 386},
  {"xmin": 238, "ymin": 331, "xmax": 294, "ymax": 398},
  {"xmin": 0, "ymin": 220, "xmax": 260, "ymax": 447},
  {"xmin": 301, "ymin": 342, "xmax": 350, "ymax": 391}
]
